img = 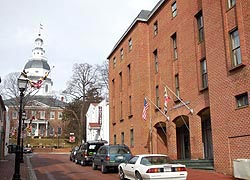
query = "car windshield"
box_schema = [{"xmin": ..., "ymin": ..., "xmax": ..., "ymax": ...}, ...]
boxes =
[
  {"xmin": 140, "ymin": 156, "xmax": 172, "ymax": 166},
  {"xmin": 110, "ymin": 147, "xmax": 131, "ymax": 154}
]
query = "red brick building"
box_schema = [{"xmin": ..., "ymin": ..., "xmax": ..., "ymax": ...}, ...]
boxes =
[{"xmin": 108, "ymin": 0, "xmax": 250, "ymax": 175}]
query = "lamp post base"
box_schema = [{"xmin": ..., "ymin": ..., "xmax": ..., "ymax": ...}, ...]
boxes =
[{"xmin": 12, "ymin": 174, "xmax": 21, "ymax": 180}]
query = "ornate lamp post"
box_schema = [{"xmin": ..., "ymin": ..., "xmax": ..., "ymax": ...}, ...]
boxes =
[
  {"xmin": 20, "ymin": 111, "xmax": 26, "ymax": 163},
  {"xmin": 12, "ymin": 73, "xmax": 28, "ymax": 180}
]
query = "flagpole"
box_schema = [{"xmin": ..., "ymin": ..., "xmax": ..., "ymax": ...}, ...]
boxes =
[
  {"xmin": 146, "ymin": 96, "xmax": 170, "ymax": 120},
  {"xmin": 163, "ymin": 84, "xmax": 194, "ymax": 114}
]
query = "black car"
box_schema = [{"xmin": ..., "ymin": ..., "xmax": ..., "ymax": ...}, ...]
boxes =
[
  {"xmin": 70, "ymin": 146, "xmax": 79, "ymax": 162},
  {"xmin": 92, "ymin": 144, "xmax": 132, "ymax": 173},
  {"xmin": 75, "ymin": 140, "xmax": 107, "ymax": 166}
]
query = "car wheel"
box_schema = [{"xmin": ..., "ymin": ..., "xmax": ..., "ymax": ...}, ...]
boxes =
[
  {"xmin": 119, "ymin": 167, "xmax": 126, "ymax": 180},
  {"xmin": 135, "ymin": 172, "xmax": 143, "ymax": 180},
  {"xmin": 74, "ymin": 159, "xmax": 78, "ymax": 164},
  {"xmin": 101, "ymin": 164, "xmax": 107, "ymax": 174},
  {"xmin": 92, "ymin": 162, "xmax": 97, "ymax": 170}
]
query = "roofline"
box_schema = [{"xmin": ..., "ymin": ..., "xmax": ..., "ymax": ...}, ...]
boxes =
[{"xmin": 107, "ymin": 0, "xmax": 166, "ymax": 59}]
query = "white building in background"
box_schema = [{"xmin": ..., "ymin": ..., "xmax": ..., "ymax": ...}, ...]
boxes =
[{"xmin": 86, "ymin": 99, "xmax": 109, "ymax": 143}]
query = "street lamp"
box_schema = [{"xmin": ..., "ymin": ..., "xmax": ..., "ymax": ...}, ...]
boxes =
[
  {"xmin": 12, "ymin": 72, "xmax": 28, "ymax": 180},
  {"xmin": 20, "ymin": 111, "xmax": 26, "ymax": 163}
]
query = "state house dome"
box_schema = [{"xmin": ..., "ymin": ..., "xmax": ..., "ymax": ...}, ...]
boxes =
[{"xmin": 24, "ymin": 60, "xmax": 50, "ymax": 70}]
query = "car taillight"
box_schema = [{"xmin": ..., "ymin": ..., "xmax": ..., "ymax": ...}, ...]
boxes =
[
  {"xmin": 146, "ymin": 168, "xmax": 164, "ymax": 173},
  {"xmin": 105, "ymin": 156, "xmax": 110, "ymax": 161},
  {"xmin": 172, "ymin": 167, "xmax": 187, "ymax": 172}
]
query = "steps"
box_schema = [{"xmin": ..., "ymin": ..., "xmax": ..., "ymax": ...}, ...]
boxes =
[{"xmin": 173, "ymin": 159, "xmax": 214, "ymax": 170}]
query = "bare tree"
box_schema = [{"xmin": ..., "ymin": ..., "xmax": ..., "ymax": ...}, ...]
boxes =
[{"xmin": 63, "ymin": 63, "xmax": 103, "ymax": 143}]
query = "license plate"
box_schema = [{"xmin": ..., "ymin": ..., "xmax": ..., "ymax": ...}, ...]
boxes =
[
  {"xmin": 116, "ymin": 156, "xmax": 124, "ymax": 160},
  {"xmin": 164, "ymin": 166, "xmax": 171, "ymax": 172}
]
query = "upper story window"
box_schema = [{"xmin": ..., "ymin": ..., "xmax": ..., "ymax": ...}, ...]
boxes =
[
  {"xmin": 153, "ymin": 21, "xmax": 158, "ymax": 36},
  {"xmin": 112, "ymin": 79, "xmax": 115, "ymax": 98},
  {"xmin": 129, "ymin": 96, "xmax": 132, "ymax": 115},
  {"xmin": 230, "ymin": 29, "xmax": 242, "ymax": 67},
  {"xmin": 235, "ymin": 92, "xmax": 249, "ymax": 108},
  {"xmin": 228, "ymin": 0, "xmax": 236, "ymax": 9},
  {"xmin": 50, "ymin": 112, "xmax": 55, "ymax": 120},
  {"xmin": 200, "ymin": 59, "xmax": 208, "ymax": 89},
  {"xmin": 120, "ymin": 48, "xmax": 124, "ymax": 60},
  {"xmin": 196, "ymin": 12, "xmax": 204, "ymax": 42},
  {"xmin": 171, "ymin": 33, "xmax": 178, "ymax": 59},
  {"xmin": 45, "ymin": 84, "xmax": 48, "ymax": 92},
  {"xmin": 153, "ymin": 49, "xmax": 159, "ymax": 73},
  {"xmin": 58, "ymin": 127, "xmax": 62, "ymax": 136},
  {"xmin": 40, "ymin": 111, "xmax": 45, "ymax": 119},
  {"xmin": 119, "ymin": 72, "xmax": 123, "ymax": 91},
  {"xmin": 156, "ymin": 85, "xmax": 160, "ymax": 107},
  {"xmin": 58, "ymin": 112, "xmax": 63, "ymax": 120},
  {"xmin": 171, "ymin": 1, "xmax": 177, "ymax": 17},
  {"xmin": 127, "ymin": 64, "xmax": 131, "ymax": 85},
  {"xmin": 113, "ymin": 57, "xmax": 116, "ymax": 68},
  {"xmin": 175, "ymin": 74, "xmax": 180, "ymax": 98},
  {"xmin": 128, "ymin": 38, "xmax": 132, "ymax": 51},
  {"xmin": 120, "ymin": 101, "xmax": 123, "ymax": 119}
]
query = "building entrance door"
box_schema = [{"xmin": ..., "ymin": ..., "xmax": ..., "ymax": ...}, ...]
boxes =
[{"xmin": 177, "ymin": 125, "xmax": 190, "ymax": 159}]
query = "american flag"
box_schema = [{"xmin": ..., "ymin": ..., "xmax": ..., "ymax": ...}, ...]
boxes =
[
  {"xmin": 142, "ymin": 98, "xmax": 149, "ymax": 120},
  {"xmin": 164, "ymin": 87, "xmax": 171, "ymax": 114}
]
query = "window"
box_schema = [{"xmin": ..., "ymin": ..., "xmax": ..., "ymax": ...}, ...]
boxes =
[
  {"xmin": 228, "ymin": 0, "xmax": 236, "ymax": 8},
  {"xmin": 112, "ymin": 79, "xmax": 115, "ymax": 98},
  {"xmin": 58, "ymin": 112, "xmax": 63, "ymax": 120},
  {"xmin": 153, "ymin": 21, "xmax": 158, "ymax": 35},
  {"xmin": 171, "ymin": 33, "xmax": 177, "ymax": 59},
  {"xmin": 129, "ymin": 96, "xmax": 132, "ymax": 115},
  {"xmin": 120, "ymin": 48, "xmax": 124, "ymax": 60},
  {"xmin": 153, "ymin": 49, "xmax": 158, "ymax": 73},
  {"xmin": 127, "ymin": 64, "xmax": 131, "ymax": 85},
  {"xmin": 32, "ymin": 111, "xmax": 36, "ymax": 116},
  {"xmin": 121, "ymin": 132, "xmax": 124, "ymax": 144},
  {"xmin": 45, "ymin": 84, "xmax": 48, "ymax": 92},
  {"xmin": 58, "ymin": 127, "xmax": 62, "ymax": 136},
  {"xmin": 236, "ymin": 93, "xmax": 249, "ymax": 108},
  {"xmin": 197, "ymin": 12, "xmax": 204, "ymax": 42},
  {"xmin": 120, "ymin": 101, "xmax": 123, "ymax": 119},
  {"xmin": 172, "ymin": 1, "xmax": 177, "ymax": 17},
  {"xmin": 12, "ymin": 111, "xmax": 18, "ymax": 119},
  {"xmin": 40, "ymin": 111, "xmax": 45, "ymax": 119},
  {"xmin": 156, "ymin": 85, "xmax": 160, "ymax": 107},
  {"xmin": 128, "ymin": 38, "xmax": 132, "ymax": 51},
  {"xmin": 130, "ymin": 129, "xmax": 134, "ymax": 147},
  {"xmin": 113, "ymin": 57, "xmax": 116, "ymax": 68},
  {"xmin": 230, "ymin": 29, "xmax": 242, "ymax": 67},
  {"xmin": 50, "ymin": 112, "xmax": 55, "ymax": 119},
  {"xmin": 49, "ymin": 127, "xmax": 54, "ymax": 136},
  {"xmin": 114, "ymin": 134, "xmax": 117, "ymax": 145},
  {"xmin": 175, "ymin": 74, "xmax": 180, "ymax": 98},
  {"xmin": 119, "ymin": 72, "xmax": 123, "ymax": 91},
  {"xmin": 201, "ymin": 59, "xmax": 208, "ymax": 89}
]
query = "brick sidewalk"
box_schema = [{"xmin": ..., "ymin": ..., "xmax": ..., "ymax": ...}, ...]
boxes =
[{"xmin": 0, "ymin": 154, "xmax": 29, "ymax": 180}]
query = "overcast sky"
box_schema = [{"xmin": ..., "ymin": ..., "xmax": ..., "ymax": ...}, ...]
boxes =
[{"xmin": 0, "ymin": 0, "xmax": 159, "ymax": 92}]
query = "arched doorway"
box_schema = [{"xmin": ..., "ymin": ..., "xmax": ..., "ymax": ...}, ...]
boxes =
[
  {"xmin": 199, "ymin": 108, "xmax": 213, "ymax": 160},
  {"xmin": 174, "ymin": 116, "xmax": 190, "ymax": 159},
  {"xmin": 154, "ymin": 122, "xmax": 167, "ymax": 154}
]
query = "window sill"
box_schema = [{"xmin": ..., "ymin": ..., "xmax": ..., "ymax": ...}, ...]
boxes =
[
  {"xmin": 229, "ymin": 63, "xmax": 245, "ymax": 72},
  {"xmin": 120, "ymin": 118, "xmax": 124, "ymax": 122},
  {"xmin": 200, "ymin": 87, "xmax": 208, "ymax": 92},
  {"xmin": 128, "ymin": 114, "xmax": 133, "ymax": 119},
  {"xmin": 236, "ymin": 105, "xmax": 249, "ymax": 110}
]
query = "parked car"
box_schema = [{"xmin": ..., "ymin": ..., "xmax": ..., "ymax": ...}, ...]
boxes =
[
  {"xmin": 92, "ymin": 144, "xmax": 132, "ymax": 173},
  {"xmin": 70, "ymin": 146, "xmax": 79, "ymax": 162},
  {"xmin": 75, "ymin": 140, "xmax": 107, "ymax": 166},
  {"xmin": 118, "ymin": 154, "xmax": 187, "ymax": 180}
]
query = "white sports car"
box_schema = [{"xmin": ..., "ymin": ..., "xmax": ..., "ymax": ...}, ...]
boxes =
[{"xmin": 118, "ymin": 154, "xmax": 187, "ymax": 180}]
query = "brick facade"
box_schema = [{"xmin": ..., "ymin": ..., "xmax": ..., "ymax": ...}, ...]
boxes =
[{"xmin": 108, "ymin": 0, "xmax": 250, "ymax": 175}]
